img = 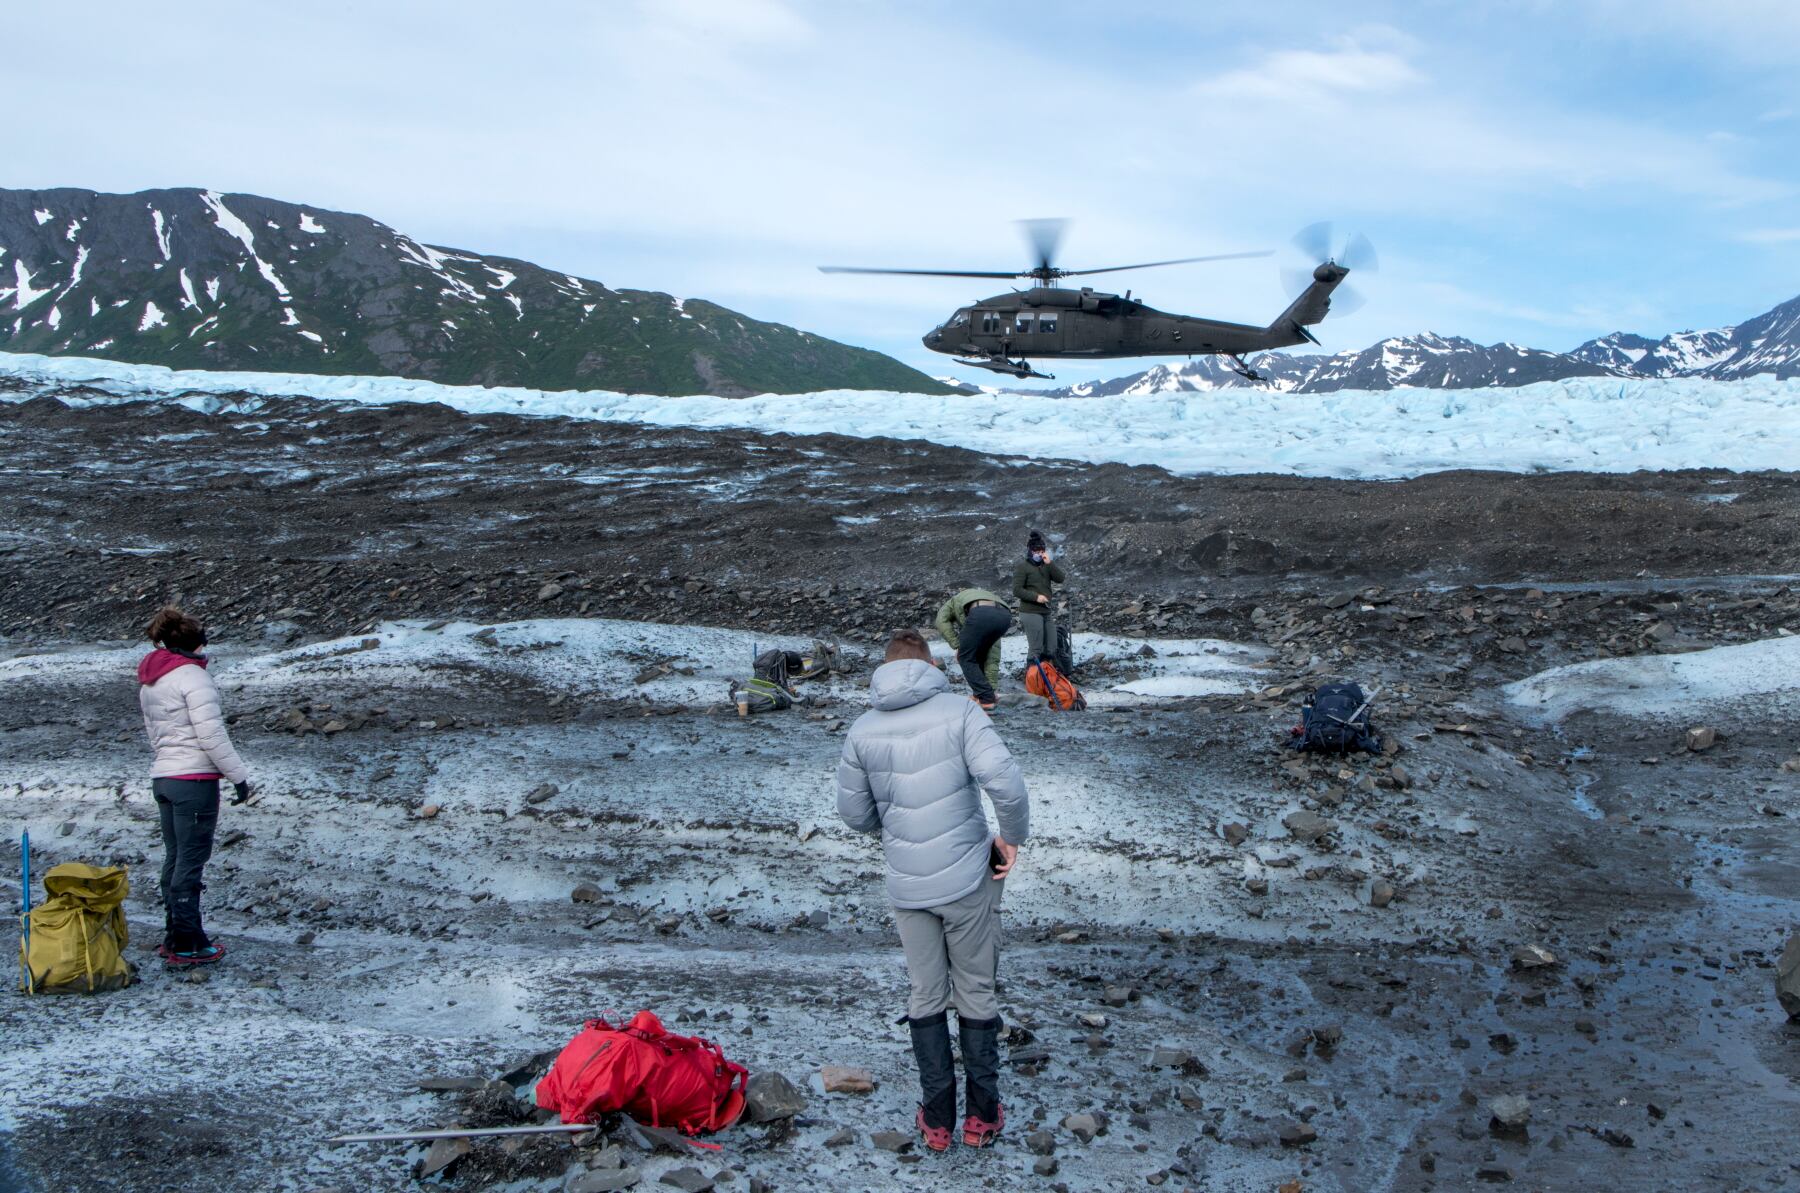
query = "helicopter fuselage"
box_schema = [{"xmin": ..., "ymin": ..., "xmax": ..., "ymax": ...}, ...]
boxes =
[{"xmin": 923, "ymin": 282, "xmax": 1329, "ymax": 363}]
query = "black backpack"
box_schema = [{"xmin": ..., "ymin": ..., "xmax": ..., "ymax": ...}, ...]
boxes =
[
  {"xmin": 1294, "ymin": 682, "xmax": 1382, "ymax": 754},
  {"xmin": 1053, "ymin": 619, "xmax": 1075, "ymax": 677},
  {"xmin": 755, "ymin": 642, "xmax": 843, "ymax": 688},
  {"xmin": 754, "ymin": 648, "xmax": 800, "ymax": 690}
]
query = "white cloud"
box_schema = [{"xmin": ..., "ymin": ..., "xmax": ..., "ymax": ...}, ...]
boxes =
[
  {"xmin": 1737, "ymin": 227, "xmax": 1800, "ymax": 244},
  {"xmin": 2, "ymin": 1, "xmax": 1794, "ymax": 371}
]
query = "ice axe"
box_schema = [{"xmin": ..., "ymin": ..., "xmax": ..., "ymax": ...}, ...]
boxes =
[{"xmin": 1324, "ymin": 685, "xmax": 1381, "ymax": 727}]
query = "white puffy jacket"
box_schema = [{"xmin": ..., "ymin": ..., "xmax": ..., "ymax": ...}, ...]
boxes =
[
  {"xmin": 138, "ymin": 654, "xmax": 250, "ymax": 784},
  {"xmin": 837, "ymin": 659, "xmax": 1029, "ymax": 909}
]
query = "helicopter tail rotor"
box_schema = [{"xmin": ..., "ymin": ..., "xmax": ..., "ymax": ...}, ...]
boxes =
[{"xmin": 1283, "ymin": 222, "xmax": 1377, "ymax": 319}]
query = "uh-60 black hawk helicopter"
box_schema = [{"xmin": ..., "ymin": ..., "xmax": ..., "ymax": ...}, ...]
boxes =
[{"xmin": 821, "ymin": 220, "xmax": 1376, "ymax": 381}]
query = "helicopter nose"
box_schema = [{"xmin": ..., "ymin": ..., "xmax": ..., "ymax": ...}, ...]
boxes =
[{"xmin": 924, "ymin": 330, "xmax": 942, "ymax": 349}]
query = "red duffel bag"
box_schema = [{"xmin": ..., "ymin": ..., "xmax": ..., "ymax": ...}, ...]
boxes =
[{"xmin": 534, "ymin": 1010, "xmax": 748, "ymax": 1135}]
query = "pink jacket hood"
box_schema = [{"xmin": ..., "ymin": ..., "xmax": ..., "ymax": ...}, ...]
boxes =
[{"xmin": 137, "ymin": 648, "xmax": 207, "ymax": 686}]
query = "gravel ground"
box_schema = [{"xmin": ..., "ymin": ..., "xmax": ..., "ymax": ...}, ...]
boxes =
[{"xmin": 1, "ymin": 385, "xmax": 1797, "ymax": 1192}]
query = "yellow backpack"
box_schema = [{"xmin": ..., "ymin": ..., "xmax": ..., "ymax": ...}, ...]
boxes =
[{"xmin": 20, "ymin": 863, "xmax": 137, "ymax": 994}]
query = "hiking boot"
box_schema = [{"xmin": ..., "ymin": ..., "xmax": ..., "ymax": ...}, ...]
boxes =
[
  {"xmin": 165, "ymin": 943, "xmax": 226, "ymax": 967},
  {"xmin": 961, "ymin": 1103, "xmax": 1005, "ymax": 1148},
  {"xmin": 972, "ymin": 695, "xmax": 997, "ymax": 713},
  {"xmin": 916, "ymin": 1107, "xmax": 954, "ymax": 1152}
]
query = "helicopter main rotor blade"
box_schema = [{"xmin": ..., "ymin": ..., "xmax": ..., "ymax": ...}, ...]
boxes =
[
  {"xmin": 1018, "ymin": 218, "xmax": 1069, "ymax": 274},
  {"xmin": 1059, "ymin": 250, "xmax": 1272, "ymax": 278},
  {"xmin": 818, "ymin": 266, "xmax": 1021, "ymax": 279}
]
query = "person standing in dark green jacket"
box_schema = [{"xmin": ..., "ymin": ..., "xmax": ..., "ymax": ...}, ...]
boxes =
[{"xmin": 1013, "ymin": 530, "xmax": 1066, "ymax": 666}]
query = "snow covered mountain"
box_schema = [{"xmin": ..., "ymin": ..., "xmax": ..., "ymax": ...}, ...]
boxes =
[
  {"xmin": 1569, "ymin": 328, "xmax": 1735, "ymax": 377},
  {"xmin": 1702, "ymin": 293, "xmax": 1800, "ymax": 380},
  {"xmin": 0, "ymin": 187, "xmax": 950, "ymax": 397},
  {"xmin": 1570, "ymin": 296, "xmax": 1800, "ymax": 381},
  {"xmin": 1057, "ymin": 333, "xmax": 1617, "ymax": 396},
  {"xmin": 1054, "ymin": 291, "xmax": 1800, "ymax": 396}
]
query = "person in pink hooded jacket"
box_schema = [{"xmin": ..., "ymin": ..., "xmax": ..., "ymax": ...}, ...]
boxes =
[{"xmin": 137, "ymin": 606, "xmax": 251, "ymax": 965}]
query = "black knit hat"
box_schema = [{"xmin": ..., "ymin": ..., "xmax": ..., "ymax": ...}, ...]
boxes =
[{"xmin": 1027, "ymin": 530, "xmax": 1047, "ymax": 552}]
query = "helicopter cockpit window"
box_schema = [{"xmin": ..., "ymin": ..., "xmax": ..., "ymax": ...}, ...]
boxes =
[
  {"xmin": 978, "ymin": 310, "xmax": 1003, "ymax": 334},
  {"xmin": 1014, "ymin": 312, "xmax": 1035, "ymax": 334},
  {"xmin": 1037, "ymin": 311, "xmax": 1058, "ymax": 334},
  {"xmin": 948, "ymin": 309, "xmax": 970, "ymax": 328}
]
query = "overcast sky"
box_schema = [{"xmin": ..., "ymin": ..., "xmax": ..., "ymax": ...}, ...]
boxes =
[{"xmin": 8, "ymin": 0, "xmax": 1799, "ymax": 384}]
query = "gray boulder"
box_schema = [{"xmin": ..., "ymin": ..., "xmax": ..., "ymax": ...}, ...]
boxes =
[{"xmin": 743, "ymin": 1071, "xmax": 807, "ymax": 1123}]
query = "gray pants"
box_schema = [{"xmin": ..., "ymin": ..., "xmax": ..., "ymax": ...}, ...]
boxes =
[
  {"xmin": 894, "ymin": 877, "xmax": 1004, "ymax": 1020},
  {"xmin": 1019, "ymin": 609, "xmax": 1061, "ymax": 664}
]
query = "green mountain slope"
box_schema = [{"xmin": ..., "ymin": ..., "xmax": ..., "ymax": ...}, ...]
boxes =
[{"xmin": 0, "ymin": 187, "xmax": 950, "ymax": 396}]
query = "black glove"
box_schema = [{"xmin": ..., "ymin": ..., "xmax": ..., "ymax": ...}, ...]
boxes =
[{"xmin": 231, "ymin": 780, "xmax": 252, "ymax": 806}]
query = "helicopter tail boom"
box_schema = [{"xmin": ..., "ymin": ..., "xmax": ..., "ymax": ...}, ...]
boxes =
[{"xmin": 1261, "ymin": 261, "xmax": 1350, "ymax": 348}]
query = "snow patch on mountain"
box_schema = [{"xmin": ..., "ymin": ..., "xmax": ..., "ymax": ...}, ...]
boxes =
[
  {"xmin": 11, "ymin": 260, "xmax": 50, "ymax": 310},
  {"xmin": 199, "ymin": 189, "xmax": 292, "ymax": 302}
]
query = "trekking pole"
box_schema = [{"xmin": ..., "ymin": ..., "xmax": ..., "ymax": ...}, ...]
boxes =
[
  {"xmin": 19, "ymin": 830, "xmax": 31, "ymax": 994},
  {"xmin": 328, "ymin": 1123, "xmax": 595, "ymax": 1145},
  {"xmin": 327, "ymin": 1119, "xmax": 722, "ymax": 1150}
]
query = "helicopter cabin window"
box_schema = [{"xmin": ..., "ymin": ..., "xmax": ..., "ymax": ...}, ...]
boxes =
[
  {"xmin": 1013, "ymin": 312, "xmax": 1035, "ymax": 335},
  {"xmin": 1037, "ymin": 311, "xmax": 1058, "ymax": 334},
  {"xmin": 978, "ymin": 310, "xmax": 1003, "ymax": 334}
]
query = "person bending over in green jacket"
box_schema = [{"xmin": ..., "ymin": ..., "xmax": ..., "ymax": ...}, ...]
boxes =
[
  {"xmin": 934, "ymin": 587, "xmax": 1012, "ymax": 711},
  {"xmin": 1012, "ymin": 530, "xmax": 1066, "ymax": 667}
]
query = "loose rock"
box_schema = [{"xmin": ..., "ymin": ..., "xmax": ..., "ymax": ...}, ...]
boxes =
[
  {"xmin": 743, "ymin": 1071, "xmax": 807, "ymax": 1123},
  {"xmin": 1510, "ymin": 943, "xmax": 1558, "ymax": 970},
  {"xmin": 1778, "ymin": 933, "xmax": 1800, "ymax": 1020},
  {"xmin": 1284, "ymin": 810, "xmax": 1334, "ymax": 844},
  {"xmin": 1488, "ymin": 1094, "xmax": 1531, "ymax": 1131},
  {"xmin": 658, "ymin": 1168, "xmax": 713, "ymax": 1193},
  {"xmin": 1277, "ymin": 1120, "xmax": 1317, "ymax": 1147},
  {"xmin": 820, "ymin": 1065, "xmax": 875, "ymax": 1094},
  {"xmin": 1062, "ymin": 1113, "xmax": 1101, "ymax": 1144}
]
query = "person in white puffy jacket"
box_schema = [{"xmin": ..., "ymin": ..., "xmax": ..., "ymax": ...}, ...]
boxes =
[
  {"xmin": 137, "ymin": 606, "xmax": 250, "ymax": 966},
  {"xmin": 838, "ymin": 628, "xmax": 1029, "ymax": 1154}
]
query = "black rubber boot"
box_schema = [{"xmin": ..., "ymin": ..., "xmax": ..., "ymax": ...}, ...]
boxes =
[
  {"xmin": 909, "ymin": 1012, "xmax": 957, "ymax": 1130},
  {"xmin": 958, "ymin": 1014, "xmax": 1003, "ymax": 1125}
]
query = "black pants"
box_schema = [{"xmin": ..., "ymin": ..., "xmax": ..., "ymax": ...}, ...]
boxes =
[
  {"xmin": 154, "ymin": 778, "xmax": 220, "ymax": 951},
  {"xmin": 958, "ymin": 605, "xmax": 1013, "ymax": 705}
]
